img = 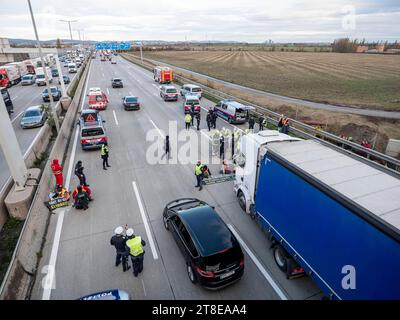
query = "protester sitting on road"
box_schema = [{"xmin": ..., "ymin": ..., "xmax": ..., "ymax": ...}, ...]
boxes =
[
  {"xmin": 201, "ymin": 165, "xmax": 212, "ymax": 178},
  {"xmin": 72, "ymin": 184, "xmax": 92, "ymax": 201},
  {"xmin": 73, "ymin": 185, "xmax": 91, "ymax": 210}
]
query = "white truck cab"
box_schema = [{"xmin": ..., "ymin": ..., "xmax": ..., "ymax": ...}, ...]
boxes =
[{"xmin": 234, "ymin": 130, "xmax": 300, "ymax": 213}]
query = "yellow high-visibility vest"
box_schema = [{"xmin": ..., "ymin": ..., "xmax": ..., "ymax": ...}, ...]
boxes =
[
  {"xmin": 100, "ymin": 145, "xmax": 108, "ymax": 156},
  {"xmin": 195, "ymin": 164, "xmax": 203, "ymax": 176},
  {"xmin": 126, "ymin": 236, "xmax": 144, "ymax": 257},
  {"xmin": 185, "ymin": 114, "xmax": 192, "ymax": 123}
]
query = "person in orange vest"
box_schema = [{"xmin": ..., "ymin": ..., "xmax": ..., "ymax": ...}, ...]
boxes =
[
  {"xmin": 72, "ymin": 184, "xmax": 92, "ymax": 201},
  {"xmin": 51, "ymin": 159, "xmax": 63, "ymax": 188}
]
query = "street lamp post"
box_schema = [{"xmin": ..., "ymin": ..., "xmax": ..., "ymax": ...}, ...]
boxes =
[
  {"xmin": 27, "ymin": 0, "xmax": 60, "ymax": 133},
  {"xmin": 59, "ymin": 19, "xmax": 78, "ymax": 41}
]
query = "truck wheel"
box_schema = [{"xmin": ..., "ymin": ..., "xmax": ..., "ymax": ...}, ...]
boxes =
[
  {"xmin": 237, "ymin": 191, "xmax": 246, "ymax": 212},
  {"xmin": 273, "ymin": 245, "xmax": 289, "ymax": 273},
  {"xmin": 187, "ymin": 263, "xmax": 197, "ymax": 284}
]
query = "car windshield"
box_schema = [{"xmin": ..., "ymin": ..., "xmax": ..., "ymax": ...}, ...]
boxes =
[
  {"xmin": 126, "ymin": 97, "xmax": 138, "ymax": 103},
  {"xmin": 22, "ymin": 75, "xmax": 32, "ymax": 80},
  {"xmin": 192, "ymin": 88, "xmax": 202, "ymax": 92},
  {"xmin": 114, "ymin": 78, "xmax": 121, "ymax": 82},
  {"xmin": 186, "ymin": 99, "xmax": 199, "ymax": 105},
  {"xmin": 166, "ymin": 89, "xmax": 177, "ymax": 93},
  {"xmin": 82, "ymin": 127, "xmax": 104, "ymax": 137},
  {"xmin": 37, "ymin": 74, "xmax": 45, "ymax": 79},
  {"xmin": 24, "ymin": 110, "xmax": 41, "ymax": 117}
]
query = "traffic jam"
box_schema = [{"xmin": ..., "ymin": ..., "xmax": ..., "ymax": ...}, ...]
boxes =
[{"xmin": 0, "ymin": 50, "xmax": 86, "ymax": 128}]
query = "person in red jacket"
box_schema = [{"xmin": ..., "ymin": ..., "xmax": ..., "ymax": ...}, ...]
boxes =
[{"xmin": 51, "ymin": 159, "xmax": 63, "ymax": 187}]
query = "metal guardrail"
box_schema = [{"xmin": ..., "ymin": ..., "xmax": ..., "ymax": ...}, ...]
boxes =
[{"xmin": 122, "ymin": 54, "xmax": 400, "ymax": 175}]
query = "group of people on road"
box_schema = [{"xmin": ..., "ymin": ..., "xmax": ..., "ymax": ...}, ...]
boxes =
[
  {"xmin": 110, "ymin": 225, "xmax": 146, "ymax": 277},
  {"xmin": 185, "ymin": 108, "xmax": 217, "ymax": 132},
  {"xmin": 248, "ymin": 114, "xmax": 290, "ymax": 134}
]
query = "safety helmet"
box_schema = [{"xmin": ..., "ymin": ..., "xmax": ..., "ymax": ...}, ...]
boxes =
[
  {"xmin": 114, "ymin": 226, "xmax": 124, "ymax": 235},
  {"xmin": 126, "ymin": 228, "xmax": 134, "ymax": 237}
]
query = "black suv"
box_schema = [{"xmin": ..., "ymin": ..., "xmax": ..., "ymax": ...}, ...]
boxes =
[
  {"xmin": 163, "ymin": 198, "xmax": 244, "ymax": 289},
  {"xmin": 111, "ymin": 78, "xmax": 123, "ymax": 88}
]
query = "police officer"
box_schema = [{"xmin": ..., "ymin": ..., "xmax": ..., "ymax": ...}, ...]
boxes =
[
  {"xmin": 194, "ymin": 161, "xmax": 203, "ymax": 190},
  {"xmin": 259, "ymin": 116, "xmax": 265, "ymax": 131},
  {"xmin": 74, "ymin": 160, "xmax": 88, "ymax": 186},
  {"xmin": 196, "ymin": 112, "xmax": 201, "ymax": 131},
  {"xmin": 248, "ymin": 117, "xmax": 255, "ymax": 130},
  {"xmin": 125, "ymin": 228, "xmax": 146, "ymax": 277},
  {"xmin": 162, "ymin": 135, "xmax": 170, "ymax": 160},
  {"xmin": 101, "ymin": 142, "xmax": 111, "ymax": 170},
  {"xmin": 110, "ymin": 226, "xmax": 130, "ymax": 272},
  {"xmin": 212, "ymin": 111, "xmax": 217, "ymax": 129},
  {"xmin": 219, "ymin": 136, "xmax": 225, "ymax": 160},
  {"xmin": 185, "ymin": 113, "xmax": 192, "ymax": 130},
  {"xmin": 190, "ymin": 108, "xmax": 195, "ymax": 126},
  {"xmin": 206, "ymin": 113, "xmax": 212, "ymax": 131}
]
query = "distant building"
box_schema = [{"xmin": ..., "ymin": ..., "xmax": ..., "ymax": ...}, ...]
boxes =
[
  {"xmin": 356, "ymin": 45, "xmax": 369, "ymax": 53},
  {"xmin": 376, "ymin": 44, "xmax": 385, "ymax": 53}
]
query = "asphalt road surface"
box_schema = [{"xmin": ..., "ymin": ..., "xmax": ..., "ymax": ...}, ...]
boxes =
[
  {"xmin": 144, "ymin": 57, "xmax": 400, "ymax": 120},
  {"xmin": 0, "ymin": 65, "xmax": 78, "ymax": 190},
  {"xmin": 32, "ymin": 56, "xmax": 322, "ymax": 300}
]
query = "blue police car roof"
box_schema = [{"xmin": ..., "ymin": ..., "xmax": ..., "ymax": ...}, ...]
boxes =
[{"xmin": 178, "ymin": 206, "xmax": 234, "ymax": 256}]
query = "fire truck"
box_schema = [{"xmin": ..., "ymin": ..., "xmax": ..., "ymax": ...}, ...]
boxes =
[{"xmin": 153, "ymin": 66, "xmax": 173, "ymax": 84}]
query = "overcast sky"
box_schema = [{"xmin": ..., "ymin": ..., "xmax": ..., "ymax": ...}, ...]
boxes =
[{"xmin": 0, "ymin": 0, "xmax": 399, "ymax": 43}]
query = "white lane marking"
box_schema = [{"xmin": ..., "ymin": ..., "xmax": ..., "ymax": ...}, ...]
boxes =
[
  {"xmin": 11, "ymin": 95, "xmax": 19, "ymax": 101},
  {"xmin": 42, "ymin": 126, "xmax": 79, "ymax": 300},
  {"xmin": 149, "ymin": 119, "xmax": 165, "ymax": 138},
  {"xmin": 141, "ymin": 279, "xmax": 147, "ymax": 296},
  {"xmin": 200, "ymin": 130, "xmax": 212, "ymax": 141},
  {"xmin": 102, "ymin": 72, "xmax": 105, "ymax": 78},
  {"xmin": 129, "ymin": 92, "xmax": 133, "ymax": 96},
  {"xmin": 42, "ymin": 63, "xmax": 91, "ymax": 300},
  {"xmin": 112, "ymin": 110, "xmax": 119, "ymax": 126},
  {"xmin": 152, "ymin": 84, "xmax": 159, "ymax": 89},
  {"xmin": 11, "ymin": 110, "xmax": 25, "ymax": 123},
  {"xmin": 228, "ymin": 224, "xmax": 289, "ymax": 300},
  {"xmin": 107, "ymin": 88, "xmax": 110, "ymax": 95},
  {"xmin": 131, "ymin": 181, "xmax": 159, "ymax": 260}
]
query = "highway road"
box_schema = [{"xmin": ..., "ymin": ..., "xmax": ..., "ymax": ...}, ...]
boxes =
[
  {"xmin": 140, "ymin": 56, "xmax": 400, "ymax": 120},
  {"xmin": 0, "ymin": 64, "xmax": 78, "ymax": 190},
  {"xmin": 32, "ymin": 55, "xmax": 322, "ymax": 300}
]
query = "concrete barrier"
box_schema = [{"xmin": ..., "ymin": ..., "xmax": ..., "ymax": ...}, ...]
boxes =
[{"xmin": 0, "ymin": 59, "xmax": 91, "ymax": 299}]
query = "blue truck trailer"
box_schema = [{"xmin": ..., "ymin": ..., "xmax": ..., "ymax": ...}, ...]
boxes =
[{"xmin": 234, "ymin": 130, "xmax": 400, "ymax": 300}]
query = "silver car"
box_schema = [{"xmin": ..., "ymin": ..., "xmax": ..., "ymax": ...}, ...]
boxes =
[{"xmin": 20, "ymin": 105, "xmax": 47, "ymax": 129}]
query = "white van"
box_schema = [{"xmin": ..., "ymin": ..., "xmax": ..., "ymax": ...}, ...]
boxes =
[
  {"xmin": 180, "ymin": 84, "xmax": 202, "ymax": 99},
  {"xmin": 214, "ymin": 99, "xmax": 247, "ymax": 124},
  {"xmin": 35, "ymin": 67, "xmax": 53, "ymax": 86}
]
